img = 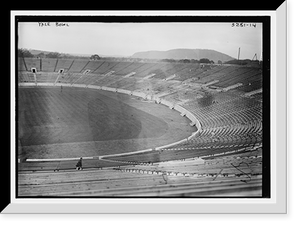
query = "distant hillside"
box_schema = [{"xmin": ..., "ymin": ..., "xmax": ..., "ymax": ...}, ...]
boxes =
[{"xmin": 131, "ymin": 49, "xmax": 235, "ymax": 63}]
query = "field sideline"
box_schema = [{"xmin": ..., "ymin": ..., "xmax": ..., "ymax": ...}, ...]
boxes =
[{"xmin": 18, "ymin": 87, "xmax": 196, "ymax": 159}]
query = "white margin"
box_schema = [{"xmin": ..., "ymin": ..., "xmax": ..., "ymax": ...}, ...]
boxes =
[{"xmin": 5, "ymin": 6, "xmax": 287, "ymax": 213}]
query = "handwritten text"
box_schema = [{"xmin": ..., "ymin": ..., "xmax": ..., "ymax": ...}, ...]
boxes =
[
  {"xmin": 38, "ymin": 22, "xmax": 70, "ymax": 27},
  {"xmin": 232, "ymin": 23, "xmax": 256, "ymax": 28}
]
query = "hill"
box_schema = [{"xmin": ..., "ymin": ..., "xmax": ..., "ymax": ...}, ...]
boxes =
[{"xmin": 131, "ymin": 49, "xmax": 235, "ymax": 63}]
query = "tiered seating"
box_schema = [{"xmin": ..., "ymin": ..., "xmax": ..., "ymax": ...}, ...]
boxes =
[
  {"xmin": 90, "ymin": 75, "xmax": 122, "ymax": 87},
  {"xmin": 196, "ymin": 66, "xmax": 239, "ymax": 84},
  {"xmin": 133, "ymin": 62, "xmax": 162, "ymax": 78},
  {"xmin": 100, "ymin": 146, "xmax": 262, "ymax": 189},
  {"xmin": 107, "ymin": 77, "xmax": 139, "ymax": 89},
  {"xmin": 71, "ymin": 73, "xmax": 100, "ymax": 85},
  {"xmin": 162, "ymin": 63, "xmax": 191, "ymax": 78},
  {"xmin": 18, "ymin": 72, "xmax": 35, "ymax": 83},
  {"xmin": 24, "ymin": 58, "xmax": 40, "ymax": 71},
  {"xmin": 18, "ymin": 58, "xmax": 264, "ymax": 197},
  {"xmin": 54, "ymin": 59, "xmax": 74, "ymax": 72},
  {"xmin": 56, "ymin": 72, "xmax": 79, "ymax": 84},
  {"xmin": 215, "ymin": 69, "xmax": 260, "ymax": 87},
  {"xmin": 185, "ymin": 98, "xmax": 261, "ymax": 129},
  {"xmin": 115, "ymin": 62, "xmax": 147, "ymax": 76},
  {"xmin": 180, "ymin": 95, "xmax": 262, "ymax": 146},
  {"xmin": 41, "ymin": 59, "xmax": 57, "ymax": 72},
  {"xmin": 93, "ymin": 61, "xmax": 120, "ymax": 74},
  {"xmin": 150, "ymin": 63, "xmax": 180, "ymax": 80},
  {"xmin": 102, "ymin": 141, "xmax": 261, "ymax": 165},
  {"xmin": 18, "ymin": 151, "xmax": 262, "ymax": 197},
  {"xmin": 35, "ymin": 73, "xmax": 58, "ymax": 83},
  {"xmin": 188, "ymin": 66, "xmax": 263, "ymax": 93},
  {"xmin": 131, "ymin": 61, "xmax": 202, "ymax": 80},
  {"xmin": 111, "ymin": 149, "xmax": 261, "ymax": 175},
  {"xmin": 175, "ymin": 123, "xmax": 262, "ymax": 151},
  {"xmin": 172, "ymin": 64, "xmax": 208, "ymax": 81},
  {"xmin": 109, "ymin": 61, "xmax": 136, "ymax": 76},
  {"xmin": 148, "ymin": 80, "xmax": 182, "ymax": 96},
  {"xmin": 68, "ymin": 59, "xmax": 90, "ymax": 73},
  {"xmin": 124, "ymin": 78, "xmax": 161, "ymax": 92},
  {"xmin": 18, "ymin": 58, "xmax": 28, "ymax": 71},
  {"xmin": 159, "ymin": 84, "xmax": 205, "ymax": 104},
  {"xmin": 81, "ymin": 60, "xmax": 104, "ymax": 72},
  {"xmin": 237, "ymin": 78, "xmax": 262, "ymax": 92}
]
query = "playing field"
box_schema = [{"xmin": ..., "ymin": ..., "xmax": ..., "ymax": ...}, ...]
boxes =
[{"xmin": 18, "ymin": 87, "xmax": 196, "ymax": 159}]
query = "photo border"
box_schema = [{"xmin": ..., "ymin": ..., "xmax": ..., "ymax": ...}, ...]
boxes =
[{"xmin": 6, "ymin": 7, "xmax": 286, "ymax": 213}]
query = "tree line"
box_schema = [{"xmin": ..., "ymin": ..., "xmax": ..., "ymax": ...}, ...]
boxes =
[
  {"xmin": 18, "ymin": 49, "xmax": 71, "ymax": 59},
  {"xmin": 18, "ymin": 49, "xmax": 260, "ymax": 66},
  {"xmin": 160, "ymin": 58, "xmax": 218, "ymax": 64},
  {"xmin": 18, "ymin": 48, "xmax": 89, "ymax": 59},
  {"xmin": 18, "ymin": 49, "xmax": 218, "ymax": 63}
]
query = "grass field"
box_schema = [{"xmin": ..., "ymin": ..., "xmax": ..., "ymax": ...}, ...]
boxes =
[{"xmin": 18, "ymin": 87, "xmax": 195, "ymax": 159}]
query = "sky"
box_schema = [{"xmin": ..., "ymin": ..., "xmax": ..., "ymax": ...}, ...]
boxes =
[{"xmin": 18, "ymin": 22, "xmax": 262, "ymax": 60}]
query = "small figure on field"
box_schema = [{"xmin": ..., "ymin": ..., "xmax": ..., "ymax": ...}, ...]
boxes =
[{"xmin": 76, "ymin": 157, "xmax": 83, "ymax": 170}]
